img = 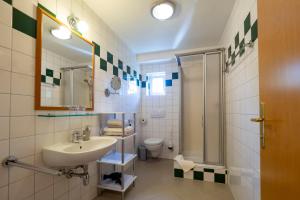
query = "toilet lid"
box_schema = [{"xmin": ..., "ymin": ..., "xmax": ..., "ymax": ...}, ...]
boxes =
[{"xmin": 144, "ymin": 138, "xmax": 163, "ymax": 145}]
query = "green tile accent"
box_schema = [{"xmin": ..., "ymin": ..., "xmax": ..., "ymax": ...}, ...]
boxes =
[
  {"xmin": 93, "ymin": 42, "xmax": 100, "ymax": 57},
  {"xmin": 172, "ymin": 72, "xmax": 178, "ymax": 80},
  {"xmin": 41, "ymin": 75, "xmax": 46, "ymax": 83},
  {"xmin": 3, "ymin": 0, "xmax": 12, "ymax": 5},
  {"xmin": 174, "ymin": 169, "xmax": 184, "ymax": 178},
  {"xmin": 239, "ymin": 39, "xmax": 245, "ymax": 57},
  {"xmin": 100, "ymin": 58, "xmax": 107, "ymax": 71},
  {"xmin": 113, "ymin": 66, "xmax": 118, "ymax": 76},
  {"xmin": 133, "ymin": 70, "xmax": 137, "ymax": 77},
  {"xmin": 139, "ymin": 74, "xmax": 142, "ymax": 81},
  {"xmin": 53, "ymin": 78, "xmax": 60, "ymax": 86},
  {"xmin": 46, "ymin": 69, "xmax": 53, "ymax": 77},
  {"xmin": 123, "ymin": 71, "xmax": 127, "ymax": 80},
  {"xmin": 118, "ymin": 59, "xmax": 123, "ymax": 70},
  {"xmin": 235, "ymin": 33, "xmax": 239, "ymax": 49},
  {"xmin": 228, "ymin": 46, "xmax": 232, "ymax": 59},
  {"xmin": 13, "ymin": 8, "xmax": 37, "ymax": 38},
  {"xmin": 204, "ymin": 168, "xmax": 214, "ymax": 173},
  {"xmin": 214, "ymin": 173, "xmax": 226, "ymax": 184},
  {"xmin": 194, "ymin": 171, "xmax": 204, "ymax": 181},
  {"xmin": 127, "ymin": 66, "xmax": 131, "ymax": 74},
  {"xmin": 107, "ymin": 52, "xmax": 113, "ymax": 64},
  {"xmin": 251, "ymin": 20, "xmax": 258, "ymax": 42},
  {"xmin": 136, "ymin": 80, "xmax": 140, "ymax": 87},
  {"xmin": 244, "ymin": 13, "xmax": 251, "ymax": 35},
  {"xmin": 38, "ymin": 3, "xmax": 56, "ymax": 17}
]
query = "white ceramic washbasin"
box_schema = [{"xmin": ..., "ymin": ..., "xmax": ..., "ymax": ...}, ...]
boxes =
[{"xmin": 42, "ymin": 136, "xmax": 117, "ymax": 167}]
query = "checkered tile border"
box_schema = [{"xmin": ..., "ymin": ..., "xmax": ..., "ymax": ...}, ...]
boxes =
[
  {"xmin": 141, "ymin": 72, "xmax": 179, "ymax": 88},
  {"xmin": 226, "ymin": 12, "xmax": 258, "ymax": 68},
  {"xmin": 174, "ymin": 162, "xmax": 228, "ymax": 184},
  {"xmin": 41, "ymin": 68, "xmax": 62, "ymax": 86},
  {"xmin": 98, "ymin": 47, "xmax": 142, "ymax": 87}
]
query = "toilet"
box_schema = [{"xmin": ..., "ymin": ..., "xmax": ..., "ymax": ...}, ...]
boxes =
[{"xmin": 144, "ymin": 138, "xmax": 164, "ymax": 158}]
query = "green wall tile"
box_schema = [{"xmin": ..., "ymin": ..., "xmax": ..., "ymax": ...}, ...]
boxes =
[
  {"xmin": 204, "ymin": 168, "xmax": 214, "ymax": 173},
  {"xmin": 113, "ymin": 66, "xmax": 118, "ymax": 76},
  {"xmin": 53, "ymin": 78, "xmax": 60, "ymax": 86},
  {"xmin": 194, "ymin": 171, "xmax": 203, "ymax": 180},
  {"xmin": 172, "ymin": 72, "xmax": 178, "ymax": 80},
  {"xmin": 41, "ymin": 75, "xmax": 46, "ymax": 83},
  {"xmin": 100, "ymin": 58, "xmax": 107, "ymax": 71},
  {"xmin": 174, "ymin": 169, "xmax": 183, "ymax": 178},
  {"xmin": 239, "ymin": 39, "xmax": 245, "ymax": 57},
  {"xmin": 244, "ymin": 13, "xmax": 251, "ymax": 34},
  {"xmin": 251, "ymin": 20, "xmax": 258, "ymax": 42},
  {"xmin": 93, "ymin": 42, "xmax": 100, "ymax": 57},
  {"xmin": 139, "ymin": 74, "xmax": 142, "ymax": 81},
  {"xmin": 214, "ymin": 173, "xmax": 226, "ymax": 184},
  {"xmin": 38, "ymin": 3, "xmax": 56, "ymax": 17},
  {"xmin": 46, "ymin": 69, "xmax": 53, "ymax": 77},
  {"xmin": 3, "ymin": 0, "xmax": 12, "ymax": 5},
  {"xmin": 228, "ymin": 46, "xmax": 232, "ymax": 59},
  {"xmin": 123, "ymin": 71, "xmax": 127, "ymax": 80},
  {"xmin": 235, "ymin": 33, "xmax": 239, "ymax": 49},
  {"xmin": 127, "ymin": 66, "xmax": 131, "ymax": 74},
  {"xmin": 107, "ymin": 52, "xmax": 113, "ymax": 64},
  {"xmin": 118, "ymin": 59, "xmax": 123, "ymax": 70},
  {"xmin": 13, "ymin": 8, "xmax": 37, "ymax": 38}
]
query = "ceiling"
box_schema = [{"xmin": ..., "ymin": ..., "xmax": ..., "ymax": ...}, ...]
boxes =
[{"xmin": 84, "ymin": 0, "xmax": 235, "ymax": 54}]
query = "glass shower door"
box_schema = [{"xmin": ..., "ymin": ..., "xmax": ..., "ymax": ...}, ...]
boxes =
[{"xmin": 203, "ymin": 52, "xmax": 224, "ymax": 165}]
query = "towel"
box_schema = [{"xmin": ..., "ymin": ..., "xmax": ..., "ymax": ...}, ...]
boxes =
[
  {"xmin": 107, "ymin": 119, "xmax": 123, "ymax": 128},
  {"xmin": 174, "ymin": 155, "xmax": 196, "ymax": 173},
  {"xmin": 103, "ymin": 126, "xmax": 134, "ymax": 136}
]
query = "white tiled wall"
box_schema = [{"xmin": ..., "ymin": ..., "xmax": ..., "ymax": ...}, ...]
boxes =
[
  {"xmin": 140, "ymin": 61, "xmax": 180, "ymax": 159},
  {"xmin": 219, "ymin": 0, "xmax": 260, "ymax": 199},
  {"xmin": 0, "ymin": 0, "xmax": 140, "ymax": 200}
]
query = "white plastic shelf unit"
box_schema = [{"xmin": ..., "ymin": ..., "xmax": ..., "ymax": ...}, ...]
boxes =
[{"xmin": 97, "ymin": 113, "xmax": 137, "ymax": 200}]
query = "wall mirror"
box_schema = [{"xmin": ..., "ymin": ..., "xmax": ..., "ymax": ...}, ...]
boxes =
[{"xmin": 35, "ymin": 8, "xmax": 95, "ymax": 110}]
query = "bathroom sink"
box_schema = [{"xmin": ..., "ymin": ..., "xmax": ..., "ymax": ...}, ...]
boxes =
[{"xmin": 42, "ymin": 136, "xmax": 117, "ymax": 167}]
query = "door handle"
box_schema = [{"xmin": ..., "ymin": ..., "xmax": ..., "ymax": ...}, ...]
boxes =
[
  {"xmin": 250, "ymin": 117, "xmax": 264, "ymax": 122},
  {"xmin": 250, "ymin": 102, "xmax": 265, "ymax": 148}
]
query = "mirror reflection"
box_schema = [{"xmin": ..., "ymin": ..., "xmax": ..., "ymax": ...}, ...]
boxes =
[{"xmin": 40, "ymin": 12, "xmax": 94, "ymax": 109}]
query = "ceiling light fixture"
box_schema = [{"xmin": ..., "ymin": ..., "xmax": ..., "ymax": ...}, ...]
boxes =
[
  {"xmin": 51, "ymin": 26, "xmax": 71, "ymax": 40},
  {"xmin": 151, "ymin": 1, "xmax": 175, "ymax": 21}
]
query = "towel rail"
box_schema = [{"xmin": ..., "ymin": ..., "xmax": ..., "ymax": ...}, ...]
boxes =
[{"xmin": 2, "ymin": 156, "xmax": 63, "ymax": 176}]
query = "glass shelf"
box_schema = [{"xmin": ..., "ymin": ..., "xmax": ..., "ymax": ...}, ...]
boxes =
[{"xmin": 37, "ymin": 113, "xmax": 100, "ymax": 118}]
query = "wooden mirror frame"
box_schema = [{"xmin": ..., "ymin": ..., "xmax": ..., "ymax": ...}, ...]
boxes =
[{"xmin": 35, "ymin": 8, "xmax": 95, "ymax": 111}]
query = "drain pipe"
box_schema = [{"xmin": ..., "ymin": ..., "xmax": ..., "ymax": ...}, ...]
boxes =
[{"xmin": 3, "ymin": 156, "xmax": 90, "ymax": 185}]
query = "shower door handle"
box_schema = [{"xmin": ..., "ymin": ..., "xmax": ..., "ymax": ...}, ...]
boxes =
[{"xmin": 250, "ymin": 102, "xmax": 265, "ymax": 148}]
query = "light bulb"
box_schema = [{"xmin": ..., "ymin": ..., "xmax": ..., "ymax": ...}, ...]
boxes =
[
  {"xmin": 51, "ymin": 26, "xmax": 71, "ymax": 40},
  {"xmin": 77, "ymin": 20, "xmax": 89, "ymax": 33}
]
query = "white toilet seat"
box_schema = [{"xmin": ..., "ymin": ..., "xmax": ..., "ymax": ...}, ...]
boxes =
[{"xmin": 144, "ymin": 138, "xmax": 163, "ymax": 145}]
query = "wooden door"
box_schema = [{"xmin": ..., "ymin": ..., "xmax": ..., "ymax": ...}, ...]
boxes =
[{"xmin": 258, "ymin": 0, "xmax": 300, "ymax": 199}]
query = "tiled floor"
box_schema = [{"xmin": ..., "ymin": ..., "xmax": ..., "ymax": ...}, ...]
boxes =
[{"xmin": 96, "ymin": 159, "xmax": 234, "ymax": 200}]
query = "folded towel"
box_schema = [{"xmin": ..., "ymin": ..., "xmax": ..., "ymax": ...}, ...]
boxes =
[
  {"xmin": 174, "ymin": 155, "xmax": 196, "ymax": 173},
  {"xmin": 103, "ymin": 126, "xmax": 134, "ymax": 136},
  {"xmin": 107, "ymin": 119, "xmax": 123, "ymax": 128}
]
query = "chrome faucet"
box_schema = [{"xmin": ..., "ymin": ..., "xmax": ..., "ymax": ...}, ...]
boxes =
[
  {"xmin": 71, "ymin": 130, "xmax": 82, "ymax": 143},
  {"xmin": 82, "ymin": 126, "xmax": 91, "ymax": 141}
]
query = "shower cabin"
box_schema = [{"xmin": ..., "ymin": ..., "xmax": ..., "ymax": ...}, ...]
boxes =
[{"xmin": 176, "ymin": 49, "xmax": 225, "ymax": 166}]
